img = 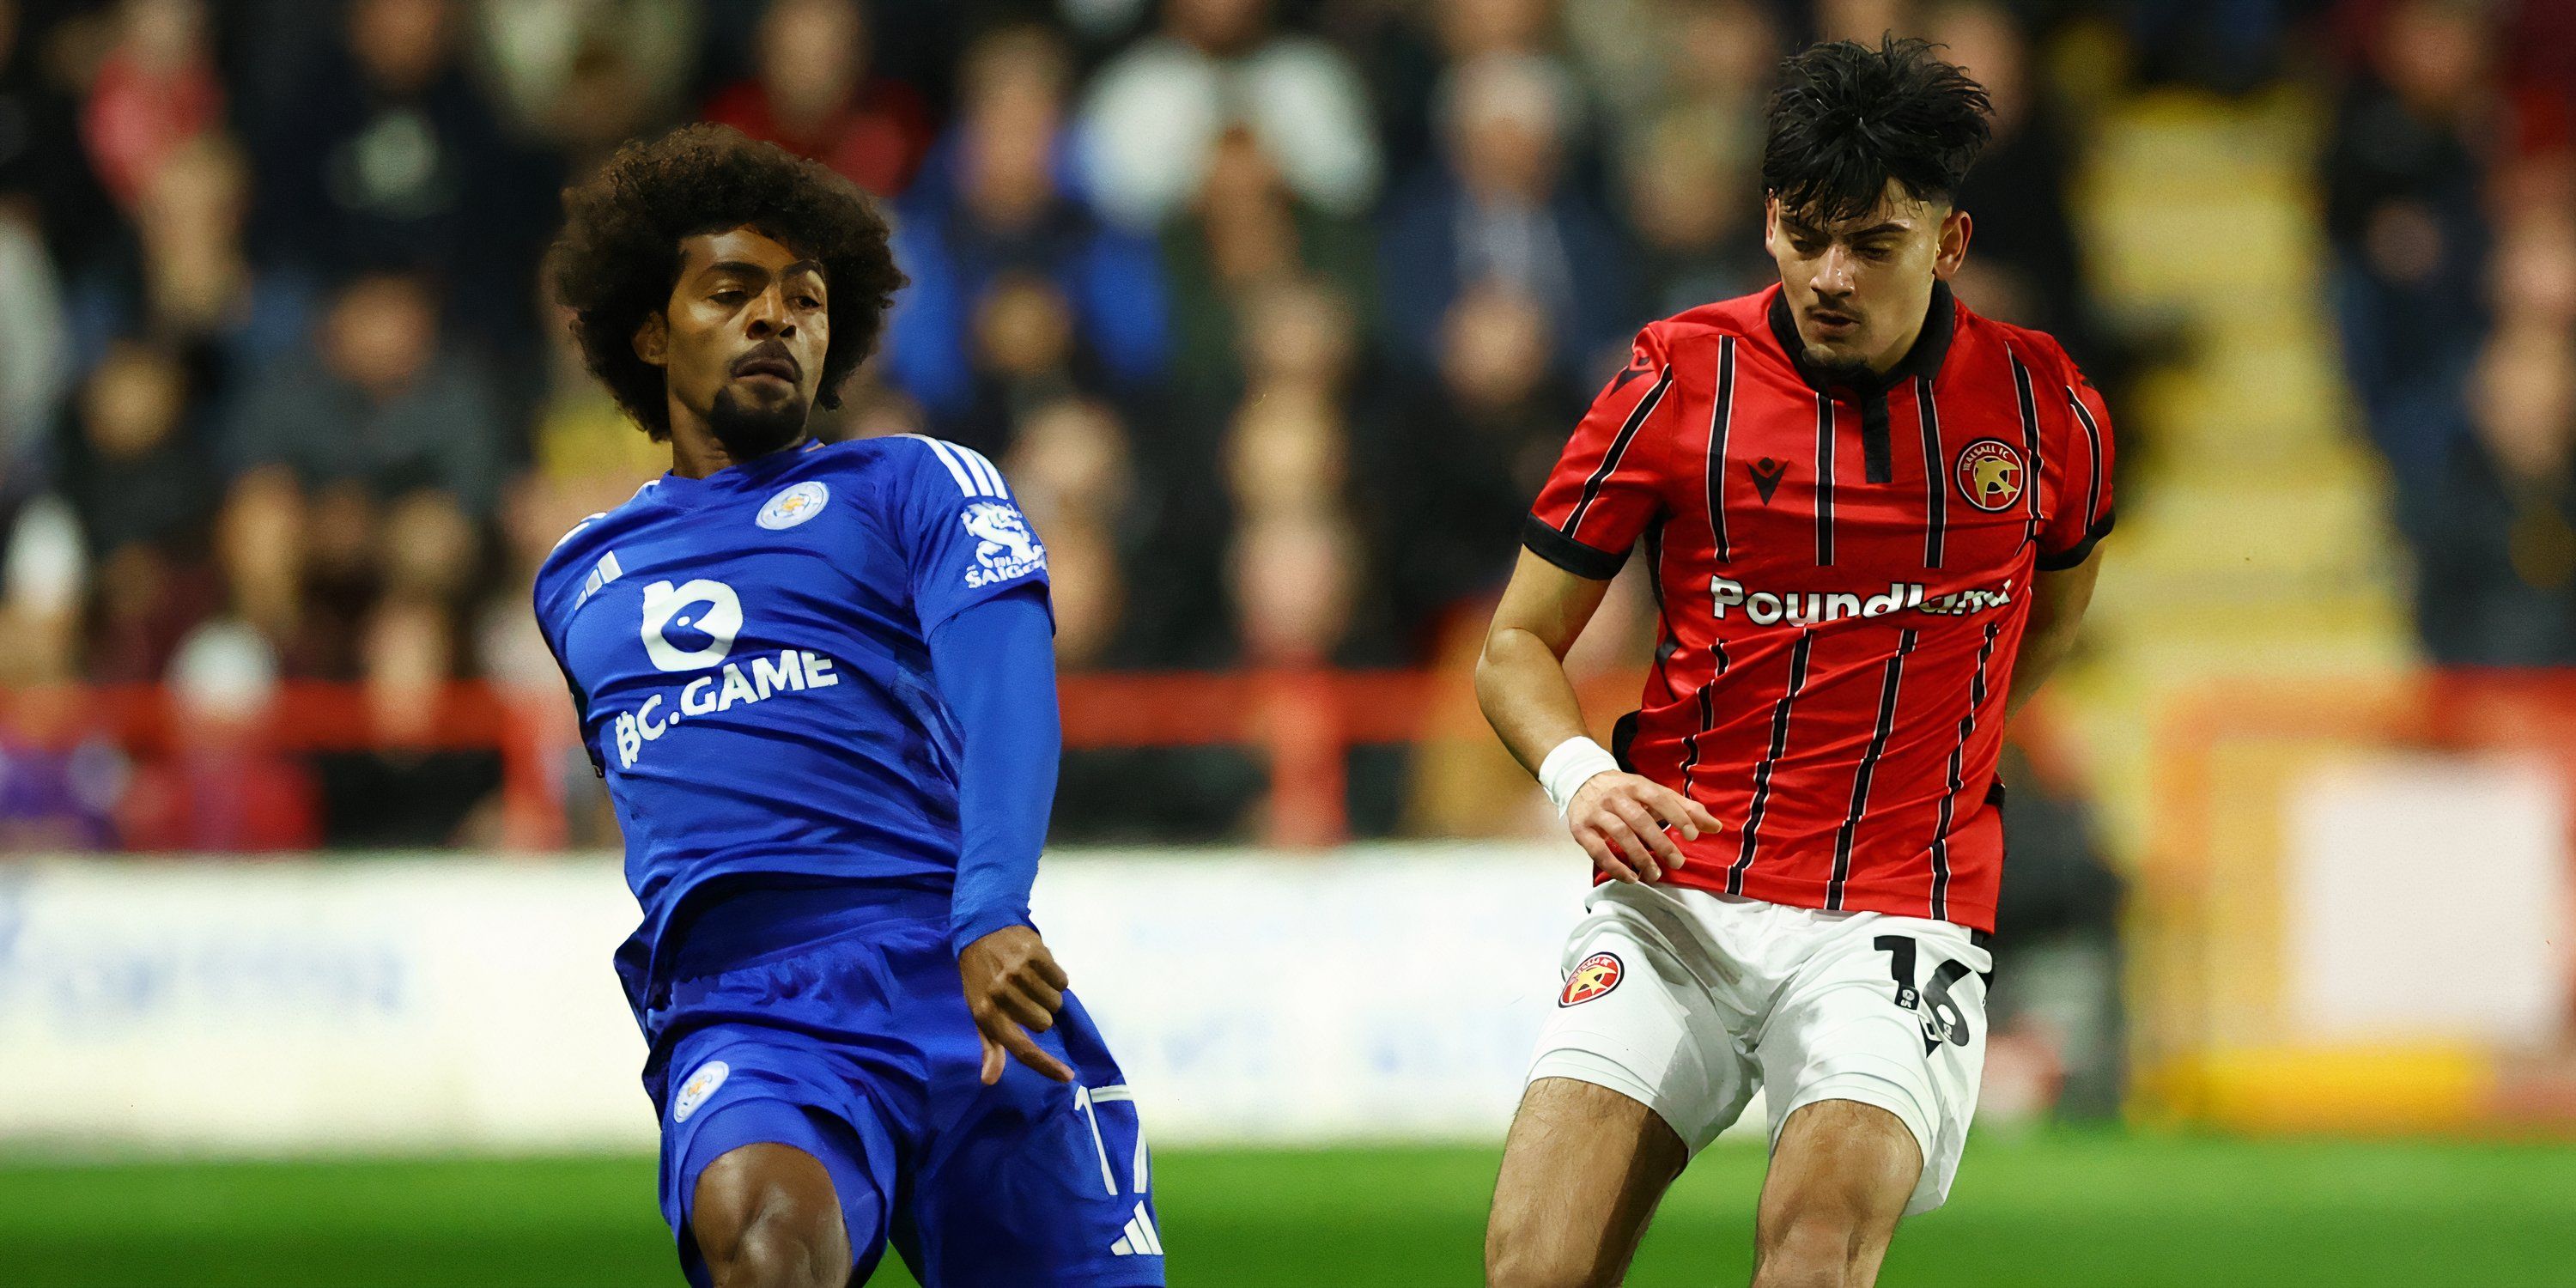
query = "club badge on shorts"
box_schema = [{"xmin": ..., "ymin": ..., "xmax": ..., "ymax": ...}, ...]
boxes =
[
  {"xmin": 1953, "ymin": 439, "xmax": 2026, "ymax": 512},
  {"xmin": 672, "ymin": 1060, "xmax": 730, "ymax": 1123},
  {"xmin": 1560, "ymin": 952, "xmax": 1623, "ymax": 1006}
]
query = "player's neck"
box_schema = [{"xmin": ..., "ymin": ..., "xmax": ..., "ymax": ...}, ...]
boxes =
[{"xmin": 666, "ymin": 416, "xmax": 809, "ymax": 481}]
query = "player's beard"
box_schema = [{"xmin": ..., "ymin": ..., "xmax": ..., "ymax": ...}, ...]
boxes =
[
  {"xmin": 1806, "ymin": 350, "xmax": 1880, "ymax": 388},
  {"xmin": 706, "ymin": 386, "xmax": 810, "ymax": 460}
]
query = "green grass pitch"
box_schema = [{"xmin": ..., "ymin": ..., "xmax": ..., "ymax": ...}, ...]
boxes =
[{"xmin": 4, "ymin": 1133, "xmax": 2573, "ymax": 1285}]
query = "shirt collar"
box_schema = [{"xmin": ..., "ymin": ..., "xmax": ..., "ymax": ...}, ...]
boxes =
[
  {"xmin": 1765, "ymin": 280, "xmax": 1958, "ymax": 397},
  {"xmin": 646, "ymin": 437, "xmax": 820, "ymax": 508}
]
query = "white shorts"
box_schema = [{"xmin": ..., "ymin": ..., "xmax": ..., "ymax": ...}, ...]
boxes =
[{"xmin": 1527, "ymin": 881, "xmax": 1992, "ymax": 1216}]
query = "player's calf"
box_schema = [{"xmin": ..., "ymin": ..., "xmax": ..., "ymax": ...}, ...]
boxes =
[
  {"xmin": 1748, "ymin": 1101, "xmax": 1919, "ymax": 1288},
  {"xmin": 693, "ymin": 1143, "xmax": 853, "ymax": 1288}
]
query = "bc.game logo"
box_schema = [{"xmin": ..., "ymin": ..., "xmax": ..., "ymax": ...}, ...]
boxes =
[{"xmin": 640, "ymin": 579, "xmax": 744, "ymax": 671}]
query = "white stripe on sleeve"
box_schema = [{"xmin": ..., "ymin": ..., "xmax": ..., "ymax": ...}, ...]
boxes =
[
  {"xmin": 908, "ymin": 434, "xmax": 981, "ymax": 496},
  {"xmin": 958, "ymin": 444, "xmax": 1007, "ymax": 498}
]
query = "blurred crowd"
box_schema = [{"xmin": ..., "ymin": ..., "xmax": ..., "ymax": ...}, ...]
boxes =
[
  {"xmin": 5, "ymin": 0, "xmax": 2530, "ymax": 861},
  {"xmin": 2323, "ymin": 0, "xmax": 2576, "ymax": 665}
]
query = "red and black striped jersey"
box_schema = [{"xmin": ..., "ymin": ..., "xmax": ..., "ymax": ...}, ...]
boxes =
[{"xmin": 1524, "ymin": 283, "xmax": 2114, "ymax": 933}]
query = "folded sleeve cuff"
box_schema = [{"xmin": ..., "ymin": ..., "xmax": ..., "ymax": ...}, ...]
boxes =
[
  {"xmin": 1522, "ymin": 513, "xmax": 1629, "ymax": 580},
  {"xmin": 2036, "ymin": 509, "xmax": 2115, "ymax": 572}
]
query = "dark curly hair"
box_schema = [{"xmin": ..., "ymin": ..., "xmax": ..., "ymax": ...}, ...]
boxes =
[
  {"xmin": 1762, "ymin": 36, "xmax": 1993, "ymax": 226},
  {"xmin": 550, "ymin": 125, "xmax": 907, "ymax": 440}
]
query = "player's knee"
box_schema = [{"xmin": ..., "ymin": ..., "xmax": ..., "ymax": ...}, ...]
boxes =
[
  {"xmin": 1750, "ymin": 1203, "xmax": 1875, "ymax": 1288},
  {"xmin": 1484, "ymin": 1221, "xmax": 1625, "ymax": 1288},
  {"xmin": 694, "ymin": 1145, "xmax": 852, "ymax": 1288},
  {"xmin": 699, "ymin": 1194, "xmax": 848, "ymax": 1288}
]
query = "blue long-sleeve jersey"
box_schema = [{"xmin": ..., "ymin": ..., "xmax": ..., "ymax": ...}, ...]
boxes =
[{"xmin": 534, "ymin": 435, "xmax": 1057, "ymax": 1006}]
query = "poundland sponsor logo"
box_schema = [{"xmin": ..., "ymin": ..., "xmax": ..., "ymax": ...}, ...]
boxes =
[{"xmin": 1709, "ymin": 576, "xmax": 2013, "ymax": 625}]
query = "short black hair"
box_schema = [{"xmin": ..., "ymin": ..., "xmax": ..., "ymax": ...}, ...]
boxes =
[
  {"xmin": 550, "ymin": 124, "xmax": 907, "ymax": 440},
  {"xmin": 1761, "ymin": 36, "xmax": 1993, "ymax": 225}
]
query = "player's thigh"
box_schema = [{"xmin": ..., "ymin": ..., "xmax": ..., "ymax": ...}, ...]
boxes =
[
  {"xmin": 1760, "ymin": 914, "xmax": 1991, "ymax": 1218},
  {"xmin": 1753, "ymin": 1098, "xmax": 1919, "ymax": 1281},
  {"xmin": 1485, "ymin": 1077, "xmax": 1690, "ymax": 1288},
  {"xmin": 1489, "ymin": 889, "xmax": 1753, "ymax": 1287},
  {"xmin": 659, "ymin": 1039, "xmax": 903, "ymax": 1288},
  {"xmin": 1526, "ymin": 882, "xmax": 1759, "ymax": 1156},
  {"xmin": 904, "ymin": 994, "xmax": 1164, "ymax": 1288}
]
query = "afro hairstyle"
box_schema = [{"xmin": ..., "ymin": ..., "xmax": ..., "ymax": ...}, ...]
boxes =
[
  {"xmin": 550, "ymin": 124, "xmax": 907, "ymax": 440},
  {"xmin": 1761, "ymin": 36, "xmax": 1994, "ymax": 226}
]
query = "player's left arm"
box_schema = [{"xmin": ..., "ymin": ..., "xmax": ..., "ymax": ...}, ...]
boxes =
[
  {"xmin": 893, "ymin": 437, "xmax": 1078, "ymax": 1084},
  {"xmin": 2010, "ymin": 362, "xmax": 2117, "ymax": 717},
  {"xmin": 2008, "ymin": 555, "xmax": 2099, "ymax": 717},
  {"xmin": 929, "ymin": 587, "xmax": 1078, "ymax": 1085}
]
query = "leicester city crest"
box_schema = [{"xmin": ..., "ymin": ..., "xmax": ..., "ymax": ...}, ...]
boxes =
[{"xmin": 757, "ymin": 481, "xmax": 830, "ymax": 530}]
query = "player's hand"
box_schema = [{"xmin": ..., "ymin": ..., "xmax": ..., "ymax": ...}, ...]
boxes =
[
  {"xmin": 1566, "ymin": 772, "xmax": 1723, "ymax": 884},
  {"xmin": 959, "ymin": 926, "xmax": 1075, "ymax": 1085}
]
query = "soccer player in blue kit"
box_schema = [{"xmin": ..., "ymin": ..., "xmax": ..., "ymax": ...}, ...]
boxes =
[{"xmin": 535, "ymin": 125, "xmax": 1163, "ymax": 1287}]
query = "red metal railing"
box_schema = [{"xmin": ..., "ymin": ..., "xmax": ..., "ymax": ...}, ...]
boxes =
[{"xmin": 0, "ymin": 670, "xmax": 1651, "ymax": 849}]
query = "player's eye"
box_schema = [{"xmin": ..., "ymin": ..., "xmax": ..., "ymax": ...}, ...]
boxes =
[
  {"xmin": 712, "ymin": 289, "xmax": 747, "ymax": 304},
  {"xmin": 796, "ymin": 295, "xmax": 822, "ymax": 309},
  {"xmin": 1859, "ymin": 245, "xmax": 1893, "ymax": 261}
]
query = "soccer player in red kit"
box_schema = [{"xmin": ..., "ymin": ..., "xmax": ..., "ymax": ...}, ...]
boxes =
[{"xmin": 1478, "ymin": 38, "xmax": 2111, "ymax": 1288}]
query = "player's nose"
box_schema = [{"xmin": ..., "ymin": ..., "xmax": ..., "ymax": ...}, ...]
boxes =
[
  {"xmin": 745, "ymin": 287, "xmax": 794, "ymax": 337},
  {"xmin": 1816, "ymin": 247, "xmax": 1859, "ymax": 294}
]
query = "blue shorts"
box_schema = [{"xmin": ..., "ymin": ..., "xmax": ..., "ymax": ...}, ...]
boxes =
[{"xmin": 636, "ymin": 889, "xmax": 1163, "ymax": 1287}]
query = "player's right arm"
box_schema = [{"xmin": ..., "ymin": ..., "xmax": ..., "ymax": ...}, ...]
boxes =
[
  {"xmin": 1483, "ymin": 322, "xmax": 1720, "ymax": 884},
  {"xmin": 1478, "ymin": 552, "xmax": 1720, "ymax": 884}
]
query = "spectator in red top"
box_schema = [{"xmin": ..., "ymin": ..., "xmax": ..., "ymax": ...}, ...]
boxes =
[
  {"xmin": 80, "ymin": 0, "xmax": 222, "ymax": 216},
  {"xmin": 115, "ymin": 620, "xmax": 322, "ymax": 854},
  {"xmin": 702, "ymin": 0, "xmax": 933, "ymax": 199}
]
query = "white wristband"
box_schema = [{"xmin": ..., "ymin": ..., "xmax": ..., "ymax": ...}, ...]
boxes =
[{"xmin": 1538, "ymin": 736, "xmax": 1621, "ymax": 817}]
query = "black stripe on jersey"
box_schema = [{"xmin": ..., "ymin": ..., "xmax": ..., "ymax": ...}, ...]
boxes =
[
  {"xmin": 1644, "ymin": 525, "xmax": 1687, "ymax": 705},
  {"xmin": 1828, "ymin": 628, "xmax": 1917, "ymax": 911},
  {"xmin": 2009, "ymin": 355, "xmax": 2043, "ymax": 553},
  {"xmin": 1814, "ymin": 394, "xmax": 1836, "ymax": 565},
  {"xmin": 1917, "ymin": 375, "xmax": 1946, "ymax": 569},
  {"xmin": 2037, "ymin": 385, "xmax": 2114, "ymax": 569},
  {"xmin": 2065, "ymin": 384, "xmax": 2105, "ymax": 532},
  {"xmin": 1680, "ymin": 637, "xmax": 1729, "ymax": 799},
  {"xmin": 1727, "ymin": 631, "xmax": 1814, "ymax": 894},
  {"xmin": 1564, "ymin": 364, "xmax": 1673, "ymax": 542},
  {"xmin": 1860, "ymin": 393, "xmax": 1893, "ymax": 483},
  {"xmin": 1707, "ymin": 337, "xmax": 1738, "ymax": 562},
  {"xmin": 1929, "ymin": 619, "xmax": 2003, "ymax": 920}
]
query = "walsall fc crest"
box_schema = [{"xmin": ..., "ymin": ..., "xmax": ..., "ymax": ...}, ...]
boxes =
[
  {"xmin": 1559, "ymin": 952, "xmax": 1624, "ymax": 1006},
  {"xmin": 1954, "ymin": 440, "xmax": 2026, "ymax": 512}
]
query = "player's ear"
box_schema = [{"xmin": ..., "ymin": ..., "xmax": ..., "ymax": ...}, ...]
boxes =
[
  {"xmin": 1933, "ymin": 207, "xmax": 1972, "ymax": 280},
  {"xmin": 633, "ymin": 312, "xmax": 669, "ymax": 368}
]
